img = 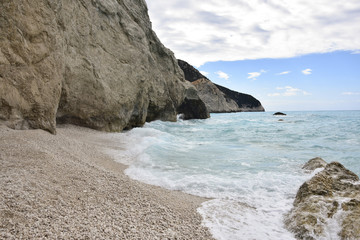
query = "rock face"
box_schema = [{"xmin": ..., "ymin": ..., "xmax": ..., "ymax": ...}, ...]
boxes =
[
  {"xmin": 285, "ymin": 160, "xmax": 360, "ymax": 240},
  {"xmin": 192, "ymin": 78, "xmax": 240, "ymax": 113},
  {"xmin": 0, "ymin": 0, "xmax": 208, "ymax": 134},
  {"xmin": 178, "ymin": 59, "xmax": 206, "ymax": 83},
  {"xmin": 0, "ymin": 0, "xmax": 64, "ymax": 133},
  {"xmin": 178, "ymin": 60, "xmax": 265, "ymax": 113},
  {"xmin": 214, "ymin": 84, "xmax": 265, "ymax": 112}
]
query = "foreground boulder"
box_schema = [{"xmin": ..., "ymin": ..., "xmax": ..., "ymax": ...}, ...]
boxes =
[
  {"xmin": 0, "ymin": 0, "xmax": 208, "ymax": 134},
  {"xmin": 285, "ymin": 160, "xmax": 360, "ymax": 239},
  {"xmin": 178, "ymin": 60, "xmax": 265, "ymax": 113}
]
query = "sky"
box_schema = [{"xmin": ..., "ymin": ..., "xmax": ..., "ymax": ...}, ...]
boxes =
[{"xmin": 146, "ymin": 0, "xmax": 360, "ymax": 111}]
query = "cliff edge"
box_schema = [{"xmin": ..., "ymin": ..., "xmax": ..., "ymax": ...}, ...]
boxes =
[
  {"xmin": 0, "ymin": 0, "xmax": 208, "ymax": 134},
  {"xmin": 178, "ymin": 60, "xmax": 265, "ymax": 113}
]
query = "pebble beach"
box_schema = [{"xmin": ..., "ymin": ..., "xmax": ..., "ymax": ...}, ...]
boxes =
[{"xmin": 0, "ymin": 124, "xmax": 213, "ymax": 239}]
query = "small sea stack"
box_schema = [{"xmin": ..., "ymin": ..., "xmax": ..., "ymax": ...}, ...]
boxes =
[
  {"xmin": 285, "ymin": 158, "xmax": 360, "ymax": 239},
  {"xmin": 273, "ymin": 112, "xmax": 287, "ymax": 116}
]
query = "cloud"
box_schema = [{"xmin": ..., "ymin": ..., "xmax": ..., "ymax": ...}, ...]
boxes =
[
  {"xmin": 248, "ymin": 69, "xmax": 266, "ymax": 80},
  {"xmin": 215, "ymin": 71, "xmax": 230, "ymax": 80},
  {"xmin": 277, "ymin": 71, "xmax": 291, "ymax": 75},
  {"xmin": 302, "ymin": 69, "xmax": 312, "ymax": 75},
  {"xmin": 147, "ymin": 0, "xmax": 360, "ymax": 66},
  {"xmin": 200, "ymin": 71, "xmax": 209, "ymax": 76},
  {"xmin": 248, "ymin": 72, "xmax": 261, "ymax": 80},
  {"xmin": 342, "ymin": 92, "xmax": 360, "ymax": 95},
  {"xmin": 268, "ymin": 86, "xmax": 311, "ymax": 97}
]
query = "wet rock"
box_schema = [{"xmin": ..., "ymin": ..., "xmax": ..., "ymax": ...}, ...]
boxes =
[
  {"xmin": 302, "ymin": 157, "xmax": 327, "ymax": 171},
  {"xmin": 340, "ymin": 199, "xmax": 360, "ymax": 238},
  {"xmin": 285, "ymin": 162, "xmax": 360, "ymax": 239}
]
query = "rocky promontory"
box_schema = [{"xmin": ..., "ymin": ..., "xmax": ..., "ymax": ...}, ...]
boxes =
[
  {"xmin": 178, "ymin": 60, "xmax": 265, "ymax": 113},
  {"xmin": 285, "ymin": 158, "xmax": 360, "ymax": 239},
  {"xmin": 0, "ymin": 0, "xmax": 208, "ymax": 134}
]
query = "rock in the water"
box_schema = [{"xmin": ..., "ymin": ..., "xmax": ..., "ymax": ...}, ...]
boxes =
[
  {"xmin": 178, "ymin": 60, "xmax": 265, "ymax": 113},
  {"xmin": 177, "ymin": 83, "xmax": 209, "ymax": 120},
  {"xmin": 273, "ymin": 112, "xmax": 286, "ymax": 116},
  {"xmin": 0, "ymin": 0, "xmax": 208, "ymax": 133},
  {"xmin": 285, "ymin": 162, "xmax": 360, "ymax": 240},
  {"xmin": 302, "ymin": 157, "xmax": 327, "ymax": 171}
]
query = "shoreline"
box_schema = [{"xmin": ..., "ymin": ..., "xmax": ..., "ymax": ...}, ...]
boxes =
[{"xmin": 0, "ymin": 124, "xmax": 214, "ymax": 239}]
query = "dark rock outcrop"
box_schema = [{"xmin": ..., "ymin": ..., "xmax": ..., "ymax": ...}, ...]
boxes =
[
  {"xmin": 0, "ymin": 0, "xmax": 208, "ymax": 134},
  {"xmin": 214, "ymin": 84, "xmax": 264, "ymax": 112},
  {"xmin": 178, "ymin": 60, "xmax": 265, "ymax": 113},
  {"xmin": 273, "ymin": 112, "xmax": 286, "ymax": 116},
  {"xmin": 285, "ymin": 159, "xmax": 360, "ymax": 239},
  {"xmin": 177, "ymin": 85, "xmax": 210, "ymax": 120},
  {"xmin": 177, "ymin": 59, "xmax": 206, "ymax": 83}
]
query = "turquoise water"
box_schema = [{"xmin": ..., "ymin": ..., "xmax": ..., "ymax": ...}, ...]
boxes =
[{"xmin": 110, "ymin": 111, "xmax": 360, "ymax": 239}]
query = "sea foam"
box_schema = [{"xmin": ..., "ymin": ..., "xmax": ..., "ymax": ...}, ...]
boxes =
[{"xmin": 105, "ymin": 111, "xmax": 360, "ymax": 240}]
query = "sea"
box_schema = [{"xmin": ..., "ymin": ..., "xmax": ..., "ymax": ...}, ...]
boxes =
[{"xmin": 106, "ymin": 111, "xmax": 360, "ymax": 240}]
